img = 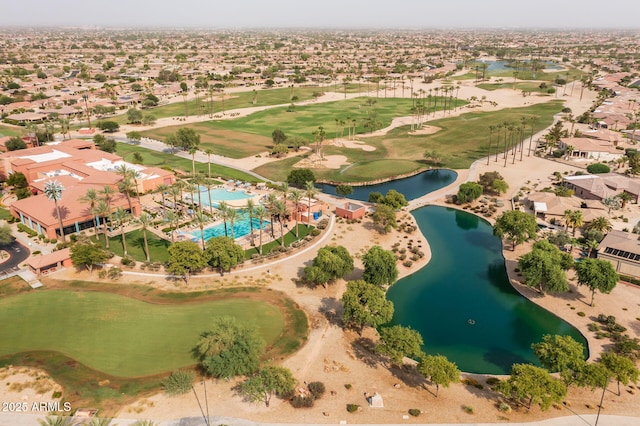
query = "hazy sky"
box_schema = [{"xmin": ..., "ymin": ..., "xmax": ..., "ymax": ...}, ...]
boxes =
[{"xmin": 3, "ymin": 0, "xmax": 639, "ymax": 29}]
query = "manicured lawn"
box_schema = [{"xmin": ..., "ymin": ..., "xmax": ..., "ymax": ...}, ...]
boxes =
[
  {"xmin": 0, "ymin": 206, "xmax": 13, "ymax": 221},
  {"xmin": 0, "ymin": 281, "xmax": 308, "ymax": 411},
  {"xmin": 0, "ymin": 124, "xmax": 21, "ymax": 137},
  {"xmin": 93, "ymin": 228, "xmax": 171, "ymax": 263},
  {"xmin": 207, "ymin": 96, "xmax": 464, "ymax": 140},
  {"xmin": 477, "ymin": 82, "xmax": 553, "ymax": 94},
  {"xmin": 115, "ymin": 142, "xmax": 260, "ymax": 181},
  {"xmin": 254, "ymin": 101, "xmax": 563, "ymax": 180},
  {"xmin": 141, "ymin": 96, "xmax": 465, "ymax": 160},
  {"xmin": 245, "ymin": 224, "xmax": 312, "ymax": 258},
  {"xmin": 0, "ymin": 290, "xmax": 284, "ymax": 377},
  {"xmin": 105, "ymin": 86, "xmax": 325, "ymax": 125},
  {"xmin": 140, "ymin": 124, "xmax": 273, "ymax": 159}
]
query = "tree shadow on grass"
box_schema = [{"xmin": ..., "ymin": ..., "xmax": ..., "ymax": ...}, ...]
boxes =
[{"xmin": 350, "ymin": 337, "xmax": 380, "ymax": 369}]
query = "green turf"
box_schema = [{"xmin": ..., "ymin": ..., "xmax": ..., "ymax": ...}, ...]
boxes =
[
  {"xmin": 93, "ymin": 228, "xmax": 170, "ymax": 263},
  {"xmin": 0, "ymin": 290, "xmax": 284, "ymax": 377},
  {"xmin": 115, "ymin": 142, "xmax": 260, "ymax": 182},
  {"xmin": 254, "ymin": 101, "xmax": 564, "ymax": 180},
  {"xmin": 0, "ymin": 124, "xmax": 21, "ymax": 137},
  {"xmin": 477, "ymin": 82, "xmax": 554, "ymax": 94},
  {"xmin": 0, "ymin": 206, "xmax": 13, "ymax": 221},
  {"xmin": 245, "ymin": 224, "xmax": 312, "ymax": 258},
  {"xmin": 104, "ymin": 86, "xmax": 327, "ymax": 125},
  {"xmin": 140, "ymin": 96, "xmax": 465, "ymax": 160}
]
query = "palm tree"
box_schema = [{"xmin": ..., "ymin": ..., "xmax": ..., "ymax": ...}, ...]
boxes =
[
  {"xmin": 227, "ymin": 207, "xmax": 238, "ymax": 240},
  {"xmin": 168, "ymin": 185, "xmax": 181, "ymax": 213},
  {"xmin": 189, "ymin": 147, "xmax": 198, "ymax": 177},
  {"xmin": 194, "ymin": 210, "xmax": 208, "ymax": 250},
  {"xmin": 264, "ymin": 192, "xmax": 279, "ymax": 238},
  {"xmin": 93, "ymin": 200, "xmax": 111, "ymax": 248},
  {"xmin": 245, "ymin": 198, "xmax": 256, "ymax": 246},
  {"xmin": 304, "ymin": 181, "xmax": 319, "ymax": 225},
  {"xmin": 273, "ymin": 200, "xmax": 288, "ymax": 247},
  {"xmin": 254, "ymin": 205, "xmax": 267, "ymax": 255},
  {"xmin": 487, "ymin": 125, "xmax": 495, "ymax": 165},
  {"xmin": 38, "ymin": 415, "xmax": 78, "ymax": 426},
  {"xmin": 617, "ymin": 191, "xmax": 633, "ymax": 209},
  {"xmin": 156, "ymin": 183, "xmax": 169, "ymax": 211},
  {"xmin": 44, "ymin": 180, "xmax": 66, "ymax": 242},
  {"xmin": 586, "ymin": 216, "xmax": 613, "ymax": 233},
  {"xmin": 218, "ymin": 201, "xmax": 230, "ymax": 237},
  {"xmin": 203, "ymin": 178, "xmax": 215, "ymax": 215},
  {"xmin": 165, "ymin": 210, "xmax": 177, "ymax": 243},
  {"xmin": 80, "ymin": 188, "xmax": 100, "ymax": 240},
  {"xmin": 280, "ymin": 182, "xmax": 289, "ymax": 204},
  {"xmin": 585, "ymin": 239, "xmax": 599, "ymax": 258},
  {"xmin": 112, "ymin": 207, "xmax": 131, "ymax": 256},
  {"xmin": 100, "ymin": 185, "xmax": 116, "ymax": 231},
  {"xmin": 289, "ymin": 189, "xmax": 303, "ymax": 237},
  {"xmin": 563, "ymin": 209, "xmax": 574, "ymax": 232},
  {"xmin": 118, "ymin": 176, "xmax": 135, "ymax": 211},
  {"xmin": 138, "ymin": 212, "xmax": 152, "ymax": 262},
  {"xmin": 569, "ymin": 210, "xmax": 584, "ymax": 236},
  {"xmin": 204, "ymin": 148, "xmax": 214, "ymax": 178}
]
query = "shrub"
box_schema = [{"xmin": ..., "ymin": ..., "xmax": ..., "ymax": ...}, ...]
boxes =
[
  {"xmin": 462, "ymin": 405, "xmax": 475, "ymax": 414},
  {"xmin": 310, "ymin": 229, "xmax": 321, "ymax": 237},
  {"xmin": 346, "ymin": 404, "xmax": 360, "ymax": 413},
  {"xmin": 308, "ymin": 381, "xmax": 325, "ymax": 399},
  {"xmin": 403, "ymin": 260, "xmax": 413, "ymax": 267},
  {"xmin": 586, "ymin": 163, "xmax": 610, "ymax": 174},
  {"xmin": 408, "ymin": 408, "xmax": 421, "ymax": 417},
  {"xmin": 17, "ymin": 223, "xmax": 38, "ymax": 237},
  {"xmin": 486, "ymin": 377, "xmax": 500, "ymax": 386},
  {"xmin": 291, "ymin": 395, "xmax": 314, "ymax": 408},
  {"xmin": 107, "ymin": 267, "xmax": 122, "ymax": 280},
  {"xmin": 98, "ymin": 270, "xmax": 107, "ymax": 279},
  {"xmin": 577, "ymin": 311, "xmax": 586, "ymax": 317},
  {"xmin": 344, "ymin": 383, "xmax": 352, "ymax": 389},
  {"xmin": 121, "ymin": 256, "xmax": 136, "ymax": 267},
  {"xmin": 462, "ymin": 377, "xmax": 484, "ymax": 389},
  {"xmin": 499, "ymin": 402, "xmax": 512, "ymax": 413},
  {"xmin": 162, "ymin": 370, "xmax": 194, "ymax": 396}
]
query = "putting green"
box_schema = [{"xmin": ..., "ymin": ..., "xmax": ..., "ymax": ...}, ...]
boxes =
[{"xmin": 0, "ymin": 291, "xmax": 284, "ymax": 377}]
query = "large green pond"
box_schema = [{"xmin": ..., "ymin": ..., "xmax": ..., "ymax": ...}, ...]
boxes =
[{"xmin": 387, "ymin": 206, "xmax": 588, "ymax": 375}]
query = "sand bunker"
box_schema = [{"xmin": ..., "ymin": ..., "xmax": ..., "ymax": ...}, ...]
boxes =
[
  {"xmin": 411, "ymin": 125, "xmax": 442, "ymax": 135},
  {"xmin": 294, "ymin": 154, "xmax": 349, "ymax": 169},
  {"xmin": 332, "ymin": 138, "xmax": 376, "ymax": 151}
]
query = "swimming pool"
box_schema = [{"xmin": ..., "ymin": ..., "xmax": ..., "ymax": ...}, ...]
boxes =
[
  {"xmin": 197, "ymin": 187, "xmax": 253, "ymax": 207},
  {"xmin": 189, "ymin": 217, "xmax": 269, "ymax": 241}
]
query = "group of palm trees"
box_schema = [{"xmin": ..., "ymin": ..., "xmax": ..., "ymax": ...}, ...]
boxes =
[
  {"xmin": 409, "ymin": 84, "xmax": 461, "ymax": 131},
  {"xmin": 154, "ymin": 178, "xmax": 321, "ymax": 257},
  {"xmin": 79, "ymin": 165, "xmax": 148, "ymax": 259},
  {"xmin": 486, "ymin": 116, "xmax": 539, "ymax": 167}
]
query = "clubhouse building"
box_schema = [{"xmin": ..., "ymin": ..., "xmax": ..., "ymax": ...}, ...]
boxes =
[{"xmin": 1, "ymin": 139, "xmax": 175, "ymax": 240}]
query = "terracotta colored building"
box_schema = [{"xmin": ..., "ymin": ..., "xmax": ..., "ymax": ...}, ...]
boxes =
[
  {"xmin": 335, "ymin": 201, "xmax": 366, "ymax": 220},
  {"xmin": 2, "ymin": 139, "xmax": 175, "ymax": 240}
]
